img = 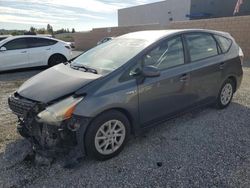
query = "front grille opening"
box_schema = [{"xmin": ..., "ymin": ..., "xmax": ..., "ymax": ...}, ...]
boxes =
[{"xmin": 8, "ymin": 93, "xmax": 37, "ymax": 117}]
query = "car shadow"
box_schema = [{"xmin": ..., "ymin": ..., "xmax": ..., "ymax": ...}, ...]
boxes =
[
  {"xmin": 0, "ymin": 67, "xmax": 45, "ymax": 82},
  {"xmin": 123, "ymin": 101, "xmax": 250, "ymax": 160},
  {"xmin": 136, "ymin": 101, "xmax": 250, "ymax": 135}
]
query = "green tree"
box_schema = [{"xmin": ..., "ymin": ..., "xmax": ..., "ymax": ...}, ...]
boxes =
[
  {"xmin": 37, "ymin": 28, "xmax": 46, "ymax": 34},
  {"xmin": 47, "ymin": 24, "xmax": 51, "ymax": 32},
  {"xmin": 11, "ymin": 31, "xmax": 17, "ymax": 36},
  {"xmin": 30, "ymin": 26, "xmax": 36, "ymax": 33},
  {"xmin": 72, "ymin": 28, "xmax": 75, "ymax": 33},
  {"xmin": 47, "ymin": 24, "xmax": 54, "ymax": 35}
]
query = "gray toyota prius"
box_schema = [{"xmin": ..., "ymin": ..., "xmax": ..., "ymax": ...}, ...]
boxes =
[{"xmin": 8, "ymin": 29, "xmax": 243, "ymax": 161}]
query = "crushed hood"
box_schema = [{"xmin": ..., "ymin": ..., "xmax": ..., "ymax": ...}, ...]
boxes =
[{"xmin": 18, "ymin": 64, "xmax": 101, "ymax": 103}]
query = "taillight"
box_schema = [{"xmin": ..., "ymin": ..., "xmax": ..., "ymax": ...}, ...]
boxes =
[
  {"xmin": 65, "ymin": 46, "xmax": 71, "ymax": 49},
  {"xmin": 239, "ymin": 47, "xmax": 244, "ymax": 66}
]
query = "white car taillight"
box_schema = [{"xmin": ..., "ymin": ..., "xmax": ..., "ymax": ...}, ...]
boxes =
[{"xmin": 239, "ymin": 47, "xmax": 244, "ymax": 66}]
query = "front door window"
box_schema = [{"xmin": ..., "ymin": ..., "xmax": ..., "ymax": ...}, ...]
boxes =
[{"xmin": 143, "ymin": 36, "xmax": 185, "ymax": 70}]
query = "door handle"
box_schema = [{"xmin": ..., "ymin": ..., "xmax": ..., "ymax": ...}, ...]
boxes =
[
  {"xmin": 21, "ymin": 51, "xmax": 27, "ymax": 53},
  {"xmin": 180, "ymin": 73, "xmax": 190, "ymax": 82},
  {"xmin": 219, "ymin": 62, "xmax": 225, "ymax": 70},
  {"xmin": 46, "ymin": 48, "xmax": 51, "ymax": 50}
]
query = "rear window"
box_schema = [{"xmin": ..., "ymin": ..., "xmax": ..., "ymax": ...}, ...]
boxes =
[
  {"xmin": 214, "ymin": 35, "xmax": 232, "ymax": 53},
  {"xmin": 185, "ymin": 33, "xmax": 219, "ymax": 62}
]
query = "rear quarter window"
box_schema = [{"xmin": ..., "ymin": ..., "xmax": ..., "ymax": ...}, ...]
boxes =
[
  {"xmin": 46, "ymin": 39, "xmax": 58, "ymax": 45},
  {"xmin": 214, "ymin": 35, "xmax": 232, "ymax": 53}
]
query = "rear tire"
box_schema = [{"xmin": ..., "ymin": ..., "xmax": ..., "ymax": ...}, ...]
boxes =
[
  {"xmin": 48, "ymin": 54, "xmax": 67, "ymax": 67},
  {"xmin": 85, "ymin": 110, "xmax": 130, "ymax": 161},
  {"xmin": 216, "ymin": 79, "xmax": 234, "ymax": 109}
]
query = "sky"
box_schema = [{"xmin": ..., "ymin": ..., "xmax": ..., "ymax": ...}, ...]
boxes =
[{"xmin": 0, "ymin": 0, "xmax": 161, "ymax": 31}]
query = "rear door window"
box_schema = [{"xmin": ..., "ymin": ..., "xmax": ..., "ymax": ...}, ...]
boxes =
[
  {"xmin": 3, "ymin": 38, "xmax": 28, "ymax": 50},
  {"xmin": 27, "ymin": 38, "xmax": 57, "ymax": 48},
  {"xmin": 214, "ymin": 35, "xmax": 232, "ymax": 53},
  {"xmin": 185, "ymin": 33, "xmax": 219, "ymax": 62}
]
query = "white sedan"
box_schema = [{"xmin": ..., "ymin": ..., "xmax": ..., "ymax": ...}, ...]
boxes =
[{"xmin": 0, "ymin": 35, "xmax": 72, "ymax": 71}]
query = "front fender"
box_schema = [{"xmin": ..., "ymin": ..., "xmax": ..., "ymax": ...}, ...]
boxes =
[{"xmin": 73, "ymin": 79, "xmax": 140, "ymax": 131}]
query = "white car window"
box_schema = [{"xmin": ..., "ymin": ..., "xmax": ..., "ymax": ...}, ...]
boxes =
[{"xmin": 27, "ymin": 38, "xmax": 57, "ymax": 48}]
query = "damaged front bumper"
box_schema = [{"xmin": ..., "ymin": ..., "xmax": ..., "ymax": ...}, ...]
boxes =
[{"xmin": 8, "ymin": 93, "xmax": 90, "ymax": 159}]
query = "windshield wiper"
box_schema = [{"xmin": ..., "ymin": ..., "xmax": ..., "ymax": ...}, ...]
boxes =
[{"xmin": 70, "ymin": 64, "xmax": 98, "ymax": 74}]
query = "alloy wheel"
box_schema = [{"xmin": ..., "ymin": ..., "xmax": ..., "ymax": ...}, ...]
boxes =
[
  {"xmin": 220, "ymin": 83, "xmax": 233, "ymax": 106},
  {"xmin": 94, "ymin": 120, "xmax": 126, "ymax": 155}
]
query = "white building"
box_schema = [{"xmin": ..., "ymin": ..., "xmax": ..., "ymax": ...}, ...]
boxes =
[
  {"xmin": 118, "ymin": 0, "xmax": 250, "ymax": 27},
  {"xmin": 118, "ymin": 0, "xmax": 191, "ymax": 27}
]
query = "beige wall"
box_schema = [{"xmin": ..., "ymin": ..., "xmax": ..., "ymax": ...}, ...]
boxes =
[{"xmin": 73, "ymin": 16, "xmax": 250, "ymax": 60}]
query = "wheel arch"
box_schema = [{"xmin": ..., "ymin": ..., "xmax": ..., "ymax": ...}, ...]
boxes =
[
  {"xmin": 227, "ymin": 75, "xmax": 237, "ymax": 93},
  {"xmin": 87, "ymin": 107, "xmax": 136, "ymax": 135},
  {"xmin": 111, "ymin": 108, "xmax": 135, "ymax": 134}
]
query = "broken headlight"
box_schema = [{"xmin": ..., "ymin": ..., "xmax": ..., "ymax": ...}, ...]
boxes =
[{"xmin": 37, "ymin": 96, "xmax": 83, "ymax": 125}]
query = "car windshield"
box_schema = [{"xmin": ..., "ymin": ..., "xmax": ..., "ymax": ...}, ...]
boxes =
[{"xmin": 71, "ymin": 38, "xmax": 149, "ymax": 75}]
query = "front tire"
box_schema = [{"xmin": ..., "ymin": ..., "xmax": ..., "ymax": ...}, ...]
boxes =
[
  {"xmin": 85, "ymin": 110, "xmax": 130, "ymax": 160},
  {"xmin": 216, "ymin": 79, "xmax": 234, "ymax": 109}
]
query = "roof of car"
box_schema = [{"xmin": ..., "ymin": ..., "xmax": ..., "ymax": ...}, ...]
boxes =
[
  {"xmin": 0, "ymin": 35, "xmax": 66, "ymax": 45},
  {"xmin": 4, "ymin": 35, "xmax": 53, "ymax": 39},
  {"xmin": 119, "ymin": 29, "xmax": 230, "ymax": 43}
]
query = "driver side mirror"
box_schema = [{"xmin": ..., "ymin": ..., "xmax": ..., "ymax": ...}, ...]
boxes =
[
  {"xmin": 0, "ymin": 47, "xmax": 7, "ymax": 52},
  {"xmin": 142, "ymin": 65, "xmax": 160, "ymax": 77}
]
